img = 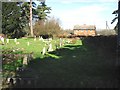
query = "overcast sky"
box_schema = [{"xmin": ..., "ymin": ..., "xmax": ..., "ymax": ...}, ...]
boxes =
[{"xmin": 45, "ymin": 0, "xmax": 118, "ymax": 30}]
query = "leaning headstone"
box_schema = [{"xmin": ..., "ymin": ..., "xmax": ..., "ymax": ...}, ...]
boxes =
[
  {"xmin": 48, "ymin": 43, "xmax": 53, "ymax": 52},
  {"xmin": 6, "ymin": 38, "xmax": 9, "ymax": 44},
  {"xmin": 14, "ymin": 38, "xmax": 17, "ymax": 43}
]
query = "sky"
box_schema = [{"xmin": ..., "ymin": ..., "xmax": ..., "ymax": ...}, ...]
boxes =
[{"xmin": 45, "ymin": 0, "xmax": 118, "ymax": 30}]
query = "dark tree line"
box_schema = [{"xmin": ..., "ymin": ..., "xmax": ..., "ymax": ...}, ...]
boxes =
[{"xmin": 2, "ymin": 1, "xmax": 51, "ymax": 38}]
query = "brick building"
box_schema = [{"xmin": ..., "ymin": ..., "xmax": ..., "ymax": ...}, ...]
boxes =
[{"xmin": 73, "ymin": 24, "xmax": 96, "ymax": 36}]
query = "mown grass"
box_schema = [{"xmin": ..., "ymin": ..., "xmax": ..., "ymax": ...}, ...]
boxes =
[
  {"xmin": 1, "ymin": 36, "xmax": 119, "ymax": 88},
  {"xmin": 12, "ymin": 36, "xmax": 119, "ymax": 88}
]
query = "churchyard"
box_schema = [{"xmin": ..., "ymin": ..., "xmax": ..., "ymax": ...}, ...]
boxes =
[{"xmin": 1, "ymin": 36, "xmax": 119, "ymax": 88}]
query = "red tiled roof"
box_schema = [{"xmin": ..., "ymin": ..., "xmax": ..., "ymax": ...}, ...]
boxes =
[{"xmin": 73, "ymin": 24, "xmax": 96, "ymax": 30}]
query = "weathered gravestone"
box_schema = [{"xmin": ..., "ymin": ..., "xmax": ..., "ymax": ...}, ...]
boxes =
[
  {"xmin": 27, "ymin": 42, "xmax": 30, "ymax": 46},
  {"xmin": 59, "ymin": 38, "xmax": 62, "ymax": 47},
  {"xmin": 42, "ymin": 47, "xmax": 46, "ymax": 55},
  {"xmin": 48, "ymin": 43, "xmax": 53, "ymax": 52},
  {"xmin": 14, "ymin": 38, "xmax": 17, "ymax": 43},
  {"xmin": 6, "ymin": 38, "xmax": 9, "ymax": 44},
  {"xmin": 34, "ymin": 36, "xmax": 36, "ymax": 41},
  {"xmin": 23, "ymin": 54, "xmax": 28, "ymax": 66}
]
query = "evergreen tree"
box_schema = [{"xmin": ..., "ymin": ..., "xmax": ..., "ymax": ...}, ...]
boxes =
[
  {"xmin": 111, "ymin": 10, "xmax": 118, "ymax": 33},
  {"xmin": 2, "ymin": 2, "xmax": 27, "ymax": 38},
  {"xmin": 2, "ymin": 1, "xmax": 51, "ymax": 38}
]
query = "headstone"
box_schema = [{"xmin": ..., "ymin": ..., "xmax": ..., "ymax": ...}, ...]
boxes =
[
  {"xmin": 42, "ymin": 47, "xmax": 46, "ymax": 55},
  {"xmin": 49, "ymin": 38, "xmax": 52, "ymax": 41},
  {"xmin": 14, "ymin": 38, "xmax": 17, "ymax": 43},
  {"xmin": 40, "ymin": 36, "xmax": 44, "ymax": 41},
  {"xmin": 27, "ymin": 42, "xmax": 30, "ymax": 46},
  {"xmin": 60, "ymin": 38, "xmax": 62, "ymax": 47},
  {"xmin": 48, "ymin": 43, "xmax": 53, "ymax": 52},
  {"xmin": 23, "ymin": 54, "xmax": 28, "ymax": 66},
  {"xmin": 6, "ymin": 38, "xmax": 9, "ymax": 44},
  {"xmin": 34, "ymin": 36, "xmax": 36, "ymax": 41}
]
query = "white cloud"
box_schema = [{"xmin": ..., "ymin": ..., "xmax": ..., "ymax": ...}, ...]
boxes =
[
  {"xmin": 47, "ymin": 0, "xmax": 117, "ymax": 30},
  {"xmin": 52, "ymin": 5, "xmax": 112, "ymax": 29}
]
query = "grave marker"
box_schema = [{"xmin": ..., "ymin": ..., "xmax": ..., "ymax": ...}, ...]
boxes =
[
  {"xmin": 23, "ymin": 54, "xmax": 28, "ymax": 66},
  {"xmin": 60, "ymin": 38, "xmax": 62, "ymax": 47},
  {"xmin": 14, "ymin": 38, "xmax": 17, "ymax": 43},
  {"xmin": 6, "ymin": 38, "xmax": 9, "ymax": 44},
  {"xmin": 27, "ymin": 42, "xmax": 30, "ymax": 46},
  {"xmin": 42, "ymin": 47, "xmax": 46, "ymax": 55},
  {"xmin": 40, "ymin": 36, "xmax": 44, "ymax": 41},
  {"xmin": 48, "ymin": 43, "xmax": 53, "ymax": 52},
  {"xmin": 34, "ymin": 36, "xmax": 36, "ymax": 41}
]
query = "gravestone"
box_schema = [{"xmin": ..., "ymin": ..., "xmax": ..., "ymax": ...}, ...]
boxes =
[
  {"xmin": 40, "ymin": 36, "xmax": 44, "ymax": 41},
  {"xmin": 48, "ymin": 43, "xmax": 53, "ymax": 52},
  {"xmin": 14, "ymin": 38, "xmax": 17, "ymax": 43},
  {"xmin": 42, "ymin": 47, "xmax": 46, "ymax": 55},
  {"xmin": 49, "ymin": 38, "xmax": 52, "ymax": 41},
  {"xmin": 60, "ymin": 38, "xmax": 62, "ymax": 47},
  {"xmin": 23, "ymin": 54, "xmax": 28, "ymax": 66},
  {"xmin": 27, "ymin": 42, "xmax": 29, "ymax": 46},
  {"xmin": 6, "ymin": 38, "xmax": 9, "ymax": 44},
  {"xmin": 34, "ymin": 36, "xmax": 36, "ymax": 41}
]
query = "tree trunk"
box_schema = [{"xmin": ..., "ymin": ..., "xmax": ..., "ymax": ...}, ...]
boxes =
[{"xmin": 30, "ymin": 0, "xmax": 34, "ymax": 37}]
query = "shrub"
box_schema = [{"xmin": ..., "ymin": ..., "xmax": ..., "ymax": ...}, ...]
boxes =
[{"xmin": 33, "ymin": 17, "xmax": 62, "ymax": 37}]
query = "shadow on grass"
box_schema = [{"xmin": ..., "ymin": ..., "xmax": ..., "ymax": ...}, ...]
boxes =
[{"xmin": 13, "ymin": 36, "xmax": 119, "ymax": 88}]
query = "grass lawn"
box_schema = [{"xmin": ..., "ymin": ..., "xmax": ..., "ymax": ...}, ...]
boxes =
[{"xmin": 1, "ymin": 36, "xmax": 119, "ymax": 88}]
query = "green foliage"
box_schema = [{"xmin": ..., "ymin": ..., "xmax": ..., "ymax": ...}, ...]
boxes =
[
  {"xmin": 36, "ymin": 1, "xmax": 51, "ymax": 20},
  {"xmin": 111, "ymin": 10, "xmax": 118, "ymax": 33},
  {"xmin": 2, "ymin": 1, "xmax": 51, "ymax": 38},
  {"xmin": 2, "ymin": 2, "xmax": 27, "ymax": 38}
]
